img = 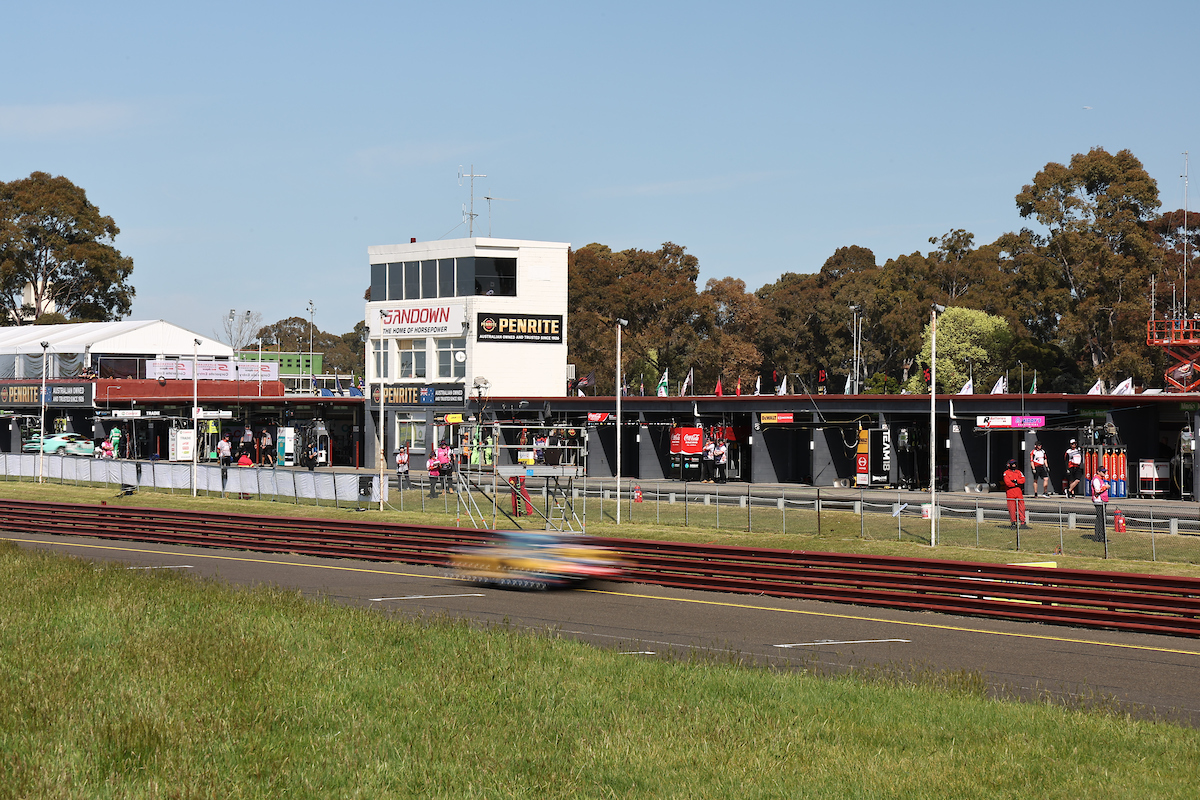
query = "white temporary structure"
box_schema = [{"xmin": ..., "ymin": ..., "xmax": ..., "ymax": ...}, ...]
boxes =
[{"xmin": 0, "ymin": 320, "xmax": 234, "ymax": 379}]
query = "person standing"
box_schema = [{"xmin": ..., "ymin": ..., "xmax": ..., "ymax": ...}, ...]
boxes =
[
  {"xmin": 109, "ymin": 426, "xmax": 122, "ymax": 459},
  {"xmin": 701, "ymin": 436, "xmax": 716, "ymax": 483},
  {"xmin": 1091, "ymin": 465, "xmax": 1110, "ymax": 542},
  {"xmin": 216, "ymin": 434, "xmax": 233, "ymax": 467},
  {"xmin": 259, "ymin": 429, "xmax": 274, "ymax": 465},
  {"xmin": 1002, "ymin": 458, "xmax": 1027, "ymax": 528},
  {"xmin": 395, "ymin": 445, "xmax": 410, "ymax": 490},
  {"xmin": 715, "ymin": 439, "xmax": 729, "ymax": 484},
  {"xmin": 437, "ymin": 441, "xmax": 454, "ymax": 494},
  {"xmin": 1029, "ymin": 442, "xmax": 1051, "ymax": 496},
  {"xmin": 1064, "ymin": 439, "xmax": 1083, "ymax": 497}
]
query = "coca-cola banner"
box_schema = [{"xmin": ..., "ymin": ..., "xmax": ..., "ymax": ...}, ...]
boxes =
[{"xmin": 669, "ymin": 427, "xmax": 703, "ymax": 455}]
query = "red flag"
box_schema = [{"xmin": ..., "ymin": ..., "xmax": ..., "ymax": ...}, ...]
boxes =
[
  {"xmin": 715, "ymin": 377, "xmax": 723, "ymax": 396},
  {"xmin": 736, "ymin": 379, "xmax": 741, "ymax": 396}
]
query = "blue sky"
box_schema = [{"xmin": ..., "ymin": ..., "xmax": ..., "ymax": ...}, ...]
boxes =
[{"xmin": 3, "ymin": 1, "xmax": 1196, "ymax": 341}]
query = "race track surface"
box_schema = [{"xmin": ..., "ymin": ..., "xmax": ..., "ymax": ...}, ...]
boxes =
[{"xmin": 8, "ymin": 532, "xmax": 1200, "ymax": 727}]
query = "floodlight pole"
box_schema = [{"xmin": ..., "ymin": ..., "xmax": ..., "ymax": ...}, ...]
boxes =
[
  {"xmin": 192, "ymin": 338, "xmax": 200, "ymax": 497},
  {"xmin": 38, "ymin": 341, "xmax": 48, "ymax": 484},
  {"xmin": 615, "ymin": 319, "xmax": 628, "ymax": 524},
  {"xmin": 929, "ymin": 305, "xmax": 945, "ymax": 546}
]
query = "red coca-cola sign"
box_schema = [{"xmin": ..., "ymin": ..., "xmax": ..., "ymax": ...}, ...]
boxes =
[{"xmin": 670, "ymin": 427, "xmax": 704, "ymax": 454}]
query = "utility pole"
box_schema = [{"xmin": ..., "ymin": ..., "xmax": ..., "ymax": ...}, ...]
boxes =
[{"xmin": 459, "ymin": 165, "xmax": 486, "ymax": 237}]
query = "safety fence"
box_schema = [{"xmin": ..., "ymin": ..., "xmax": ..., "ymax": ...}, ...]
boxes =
[
  {"xmin": 0, "ymin": 453, "xmax": 386, "ymax": 506},
  {"xmin": 4, "ymin": 498, "xmax": 1200, "ymax": 638}
]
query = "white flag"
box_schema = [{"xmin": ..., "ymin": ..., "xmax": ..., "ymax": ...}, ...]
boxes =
[
  {"xmin": 1030, "ymin": 371, "xmax": 1037, "ymax": 394},
  {"xmin": 679, "ymin": 368, "xmax": 694, "ymax": 396},
  {"xmin": 754, "ymin": 376, "xmax": 761, "ymax": 395},
  {"xmin": 1087, "ymin": 379, "xmax": 1105, "ymax": 395},
  {"xmin": 777, "ymin": 374, "xmax": 789, "ymax": 395},
  {"xmin": 843, "ymin": 373, "xmax": 852, "ymax": 394},
  {"xmin": 990, "ymin": 376, "xmax": 1006, "ymax": 394},
  {"xmin": 958, "ymin": 378, "xmax": 973, "ymax": 395},
  {"xmin": 656, "ymin": 369, "xmax": 669, "ymax": 397},
  {"xmin": 1112, "ymin": 377, "xmax": 1135, "ymax": 395}
]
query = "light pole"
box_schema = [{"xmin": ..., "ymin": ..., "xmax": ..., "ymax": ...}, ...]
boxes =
[
  {"xmin": 615, "ymin": 318, "xmax": 628, "ymax": 524},
  {"xmin": 929, "ymin": 304, "xmax": 946, "ymax": 546},
  {"xmin": 307, "ymin": 300, "xmax": 315, "ymax": 393},
  {"xmin": 38, "ymin": 341, "xmax": 48, "ymax": 484},
  {"xmin": 375, "ymin": 311, "xmax": 386, "ymax": 510},
  {"xmin": 849, "ymin": 304, "xmax": 862, "ymax": 394},
  {"xmin": 192, "ymin": 338, "xmax": 200, "ymax": 497}
]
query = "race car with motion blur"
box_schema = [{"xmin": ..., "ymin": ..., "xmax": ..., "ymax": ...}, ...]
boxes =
[{"xmin": 449, "ymin": 530, "xmax": 624, "ymax": 590}]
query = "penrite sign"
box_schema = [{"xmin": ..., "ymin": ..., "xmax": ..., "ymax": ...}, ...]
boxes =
[
  {"xmin": 0, "ymin": 383, "xmax": 93, "ymax": 407},
  {"xmin": 476, "ymin": 313, "xmax": 563, "ymax": 343},
  {"xmin": 369, "ymin": 383, "xmax": 466, "ymax": 409}
]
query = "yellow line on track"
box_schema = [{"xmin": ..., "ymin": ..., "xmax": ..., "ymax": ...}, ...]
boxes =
[
  {"xmin": 9, "ymin": 534, "xmax": 1200, "ymax": 657},
  {"xmin": 583, "ymin": 589, "xmax": 1200, "ymax": 657}
]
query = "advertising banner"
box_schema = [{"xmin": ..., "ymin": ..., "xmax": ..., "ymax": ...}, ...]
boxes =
[
  {"xmin": 669, "ymin": 427, "xmax": 704, "ymax": 455},
  {"xmin": 147, "ymin": 360, "xmax": 263, "ymax": 381},
  {"xmin": 0, "ymin": 383, "xmax": 93, "ymax": 407},
  {"xmin": 476, "ymin": 313, "xmax": 563, "ymax": 343},
  {"xmin": 378, "ymin": 303, "xmax": 465, "ymax": 338},
  {"xmin": 369, "ymin": 383, "xmax": 466, "ymax": 408},
  {"xmin": 975, "ymin": 415, "xmax": 1045, "ymax": 429}
]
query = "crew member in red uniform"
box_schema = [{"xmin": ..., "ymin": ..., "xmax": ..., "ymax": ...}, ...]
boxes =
[{"xmin": 1002, "ymin": 458, "xmax": 1028, "ymax": 528}]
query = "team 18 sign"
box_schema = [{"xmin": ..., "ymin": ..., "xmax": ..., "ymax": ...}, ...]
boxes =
[{"xmin": 476, "ymin": 313, "xmax": 563, "ymax": 343}]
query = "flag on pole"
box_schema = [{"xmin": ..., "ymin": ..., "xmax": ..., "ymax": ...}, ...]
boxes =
[
  {"xmin": 777, "ymin": 374, "xmax": 789, "ymax": 395},
  {"xmin": 736, "ymin": 378, "xmax": 742, "ymax": 396},
  {"xmin": 1030, "ymin": 371, "xmax": 1037, "ymax": 394},
  {"xmin": 640, "ymin": 375, "xmax": 645, "ymax": 396},
  {"xmin": 754, "ymin": 376, "xmax": 761, "ymax": 395},
  {"xmin": 1112, "ymin": 377, "xmax": 1135, "ymax": 395},
  {"xmin": 715, "ymin": 377, "xmax": 723, "ymax": 396},
  {"xmin": 1087, "ymin": 379, "xmax": 1105, "ymax": 395},
  {"xmin": 990, "ymin": 375, "xmax": 1006, "ymax": 394},
  {"xmin": 843, "ymin": 373, "xmax": 852, "ymax": 394},
  {"xmin": 679, "ymin": 368, "xmax": 694, "ymax": 396},
  {"xmin": 334, "ymin": 373, "xmax": 344, "ymax": 395},
  {"xmin": 958, "ymin": 378, "xmax": 973, "ymax": 395},
  {"xmin": 656, "ymin": 369, "xmax": 669, "ymax": 397}
]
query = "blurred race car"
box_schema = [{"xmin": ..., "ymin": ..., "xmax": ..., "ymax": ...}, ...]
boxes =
[
  {"xmin": 449, "ymin": 530, "xmax": 624, "ymax": 590},
  {"xmin": 22, "ymin": 432, "xmax": 95, "ymax": 455}
]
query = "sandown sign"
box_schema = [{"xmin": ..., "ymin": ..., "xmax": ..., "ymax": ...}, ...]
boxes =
[{"xmin": 378, "ymin": 303, "xmax": 465, "ymax": 337}]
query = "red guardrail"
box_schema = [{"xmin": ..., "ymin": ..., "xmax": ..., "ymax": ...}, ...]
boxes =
[{"xmin": 3, "ymin": 499, "xmax": 1199, "ymax": 638}]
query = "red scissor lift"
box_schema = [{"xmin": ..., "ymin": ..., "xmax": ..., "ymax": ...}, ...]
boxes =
[{"xmin": 1147, "ymin": 318, "xmax": 1200, "ymax": 391}]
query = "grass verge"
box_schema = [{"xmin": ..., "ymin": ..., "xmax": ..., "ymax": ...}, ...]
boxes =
[{"xmin": 2, "ymin": 541, "xmax": 1198, "ymax": 798}]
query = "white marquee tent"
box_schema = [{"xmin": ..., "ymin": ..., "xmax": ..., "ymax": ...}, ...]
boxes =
[{"xmin": 0, "ymin": 321, "xmax": 234, "ymax": 379}]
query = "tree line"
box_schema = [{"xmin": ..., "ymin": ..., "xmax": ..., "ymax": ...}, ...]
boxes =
[{"xmin": 568, "ymin": 147, "xmax": 1198, "ymax": 395}]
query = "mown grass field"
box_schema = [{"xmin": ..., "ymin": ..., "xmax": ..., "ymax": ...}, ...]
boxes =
[{"xmin": 2, "ymin": 541, "xmax": 1199, "ymax": 799}]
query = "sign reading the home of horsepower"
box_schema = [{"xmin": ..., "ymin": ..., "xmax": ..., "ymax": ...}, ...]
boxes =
[
  {"xmin": 975, "ymin": 415, "xmax": 1046, "ymax": 429},
  {"xmin": 0, "ymin": 383, "xmax": 93, "ymax": 407},
  {"xmin": 476, "ymin": 313, "xmax": 563, "ymax": 343},
  {"xmin": 369, "ymin": 383, "xmax": 466, "ymax": 408},
  {"xmin": 380, "ymin": 303, "xmax": 465, "ymax": 337}
]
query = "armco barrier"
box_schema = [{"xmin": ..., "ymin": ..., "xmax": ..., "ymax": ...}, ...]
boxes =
[{"xmin": 3, "ymin": 499, "xmax": 1199, "ymax": 638}]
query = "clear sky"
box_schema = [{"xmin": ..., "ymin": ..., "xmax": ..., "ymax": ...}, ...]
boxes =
[{"xmin": 3, "ymin": 1, "xmax": 1196, "ymax": 342}]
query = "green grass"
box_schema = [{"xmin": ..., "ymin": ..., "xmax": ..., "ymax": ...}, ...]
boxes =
[
  {"xmin": 4, "ymin": 478, "xmax": 1200, "ymax": 579},
  {"xmin": 1, "ymin": 542, "xmax": 1198, "ymax": 798}
]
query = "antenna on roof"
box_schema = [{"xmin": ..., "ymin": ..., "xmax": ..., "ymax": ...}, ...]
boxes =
[
  {"xmin": 482, "ymin": 196, "xmax": 516, "ymax": 237},
  {"xmin": 458, "ymin": 165, "xmax": 486, "ymax": 237}
]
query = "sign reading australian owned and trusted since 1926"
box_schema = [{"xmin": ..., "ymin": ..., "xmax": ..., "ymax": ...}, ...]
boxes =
[
  {"xmin": 0, "ymin": 383, "xmax": 93, "ymax": 406},
  {"xmin": 370, "ymin": 383, "xmax": 465, "ymax": 409},
  {"xmin": 476, "ymin": 313, "xmax": 563, "ymax": 343}
]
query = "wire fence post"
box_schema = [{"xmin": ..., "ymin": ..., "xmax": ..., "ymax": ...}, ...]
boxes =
[
  {"xmin": 975, "ymin": 498, "xmax": 980, "ymax": 548},
  {"xmin": 1151, "ymin": 507, "xmax": 1156, "ymax": 561},
  {"xmin": 816, "ymin": 487, "xmax": 822, "ymax": 537},
  {"xmin": 859, "ymin": 487, "xmax": 865, "ymax": 539},
  {"xmin": 897, "ymin": 489, "xmax": 902, "ymax": 541},
  {"xmin": 715, "ymin": 483, "xmax": 720, "ymax": 530},
  {"xmin": 684, "ymin": 482, "xmax": 688, "ymax": 527}
]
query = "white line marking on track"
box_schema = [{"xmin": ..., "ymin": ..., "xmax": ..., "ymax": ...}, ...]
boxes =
[
  {"xmin": 774, "ymin": 638, "xmax": 910, "ymax": 648},
  {"xmin": 370, "ymin": 593, "xmax": 485, "ymax": 601},
  {"xmin": 620, "ymin": 651, "xmax": 656, "ymax": 655},
  {"xmin": 126, "ymin": 565, "xmax": 193, "ymax": 570}
]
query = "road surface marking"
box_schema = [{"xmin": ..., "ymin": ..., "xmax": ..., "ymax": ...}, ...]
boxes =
[
  {"xmin": 371, "ymin": 593, "xmax": 485, "ymax": 601},
  {"xmin": 775, "ymin": 638, "xmax": 909, "ymax": 648}
]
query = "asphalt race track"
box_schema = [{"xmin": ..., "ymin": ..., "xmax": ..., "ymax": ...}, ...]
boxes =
[{"xmin": 7, "ymin": 531, "xmax": 1200, "ymax": 727}]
